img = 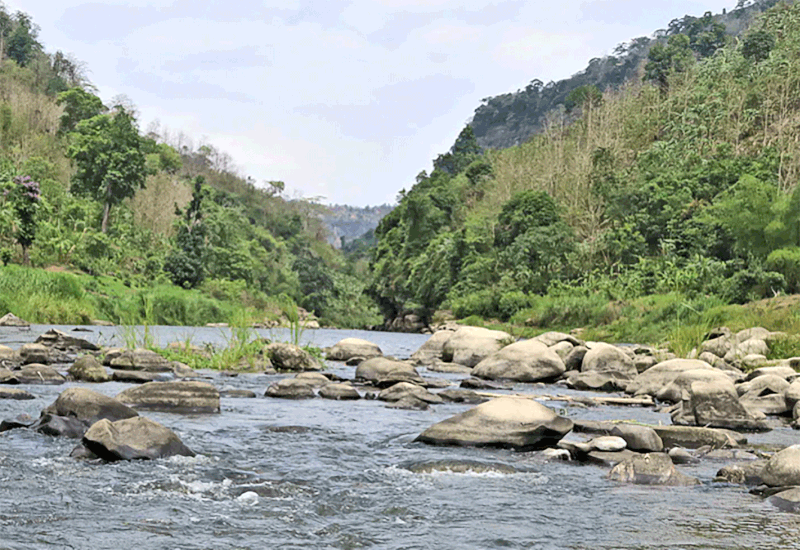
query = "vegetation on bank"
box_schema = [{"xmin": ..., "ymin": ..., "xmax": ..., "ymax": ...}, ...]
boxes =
[{"xmin": 369, "ymin": 1, "xmax": 800, "ymax": 350}]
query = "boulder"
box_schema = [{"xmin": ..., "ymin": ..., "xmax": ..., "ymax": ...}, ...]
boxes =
[
  {"xmin": 0, "ymin": 344, "xmax": 14, "ymax": 361},
  {"xmin": 634, "ymin": 355, "xmax": 658, "ymax": 374},
  {"xmin": 415, "ymin": 397, "xmax": 573, "ymax": 451},
  {"xmin": 564, "ymin": 346, "xmax": 588, "ymax": 371},
  {"xmin": 109, "ymin": 348, "xmax": 173, "ymax": 372},
  {"xmin": 112, "ymin": 370, "xmax": 165, "ymax": 384},
  {"xmin": 265, "ymin": 342, "xmax": 322, "ymax": 371},
  {"xmin": 725, "ymin": 339, "xmax": 769, "ymax": 363},
  {"xmin": 326, "ymin": 338, "xmax": 382, "ymax": 361},
  {"xmin": 701, "ymin": 336, "xmax": 733, "ymax": 358},
  {"xmin": 318, "ymin": 383, "xmax": 361, "ymax": 400},
  {"xmin": 652, "ymin": 425, "xmax": 740, "ymax": 449},
  {"xmin": 671, "ymin": 379, "xmax": 770, "ymax": 431},
  {"xmin": 626, "ymin": 359, "xmax": 715, "ymax": 398},
  {"xmin": 656, "ymin": 368, "xmax": 732, "ymax": 403},
  {"xmin": 533, "ymin": 331, "xmax": 583, "ymax": 347},
  {"xmin": 265, "ymin": 378, "xmax": 318, "ymax": 399},
  {"xmin": 567, "ymin": 372, "xmax": 625, "ymax": 393},
  {"xmin": 588, "ymin": 436, "xmax": 627, "ymax": 452},
  {"xmin": 116, "ymin": 381, "xmax": 220, "ymax": 414},
  {"xmin": 472, "ymin": 339, "xmax": 565, "ymax": 382},
  {"xmin": 410, "ymin": 330, "xmax": 454, "ymax": 365},
  {"xmin": 11, "ymin": 364, "xmax": 66, "ymax": 385},
  {"xmin": 786, "ymin": 379, "xmax": 800, "ymax": 410},
  {"xmin": 761, "ymin": 445, "xmax": 800, "ymax": 487},
  {"xmin": 768, "ymin": 488, "xmax": 800, "ymax": 513},
  {"xmin": 81, "ymin": 417, "xmax": 195, "ymax": 461},
  {"xmin": 0, "ymin": 387, "xmax": 35, "ymax": 400},
  {"xmin": 608, "ymin": 453, "xmax": 700, "ymax": 486},
  {"xmin": 35, "ymin": 329, "xmax": 99, "ymax": 351},
  {"xmin": 19, "ymin": 343, "xmax": 50, "ymax": 365},
  {"xmin": 387, "ymin": 396, "xmax": 430, "ymax": 410},
  {"xmin": 714, "ymin": 462, "xmax": 767, "ymax": 485},
  {"xmin": 42, "ymin": 387, "xmax": 138, "ymax": 424},
  {"xmin": 0, "ymin": 312, "xmax": 29, "ymax": 327},
  {"xmin": 441, "ymin": 327, "xmax": 512, "ymax": 368},
  {"xmin": 436, "ymin": 389, "xmax": 486, "ymax": 404},
  {"xmin": 581, "ymin": 343, "xmax": 637, "ymax": 380},
  {"xmin": 746, "ymin": 365, "xmax": 798, "ymax": 381},
  {"xmin": 68, "ymin": 355, "xmax": 111, "ymax": 383},
  {"xmin": 378, "ymin": 382, "xmax": 444, "ymax": 404},
  {"xmin": 611, "ymin": 424, "xmax": 664, "ymax": 452},
  {"xmin": 738, "ymin": 374, "xmax": 791, "ymax": 415},
  {"xmin": 355, "ymin": 358, "xmax": 425, "ymax": 387},
  {"xmin": 549, "ymin": 341, "xmax": 574, "ymax": 360}
]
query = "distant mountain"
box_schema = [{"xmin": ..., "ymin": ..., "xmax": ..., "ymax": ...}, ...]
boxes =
[
  {"xmin": 320, "ymin": 204, "xmax": 394, "ymax": 249},
  {"xmin": 469, "ymin": 0, "xmax": 785, "ymax": 150}
]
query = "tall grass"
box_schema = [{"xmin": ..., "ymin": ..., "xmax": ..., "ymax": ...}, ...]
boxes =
[{"xmin": 0, "ymin": 265, "xmax": 95, "ymax": 323}]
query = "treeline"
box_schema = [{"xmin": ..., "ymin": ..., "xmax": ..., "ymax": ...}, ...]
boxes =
[
  {"xmin": 471, "ymin": 0, "xmax": 788, "ymax": 150},
  {"xmin": 0, "ymin": 3, "xmax": 380, "ymax": 327},
  {"xmin": 369, "ymin": 2, "xmax": 800, "ymax": 332}
]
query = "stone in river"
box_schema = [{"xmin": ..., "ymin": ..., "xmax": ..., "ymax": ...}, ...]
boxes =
[
  {"xmin": 608, "ymin": 453, "xmax": 699, "ymax": 486},
  {"xmin": 80, "ymin": 417, "xmax": 195, "ymax": 461},
  {"xmin": 116, "ymin": 381, "xmax": 220, "ymax": 414}
]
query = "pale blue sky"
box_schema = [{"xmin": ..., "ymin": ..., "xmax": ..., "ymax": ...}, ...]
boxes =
[{"xmin": 7, "ymin": 0, "xmax": 735, "ymax": 206}]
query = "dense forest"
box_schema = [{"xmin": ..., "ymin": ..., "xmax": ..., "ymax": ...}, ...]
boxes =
[
  {"xmin": 0, "ymin": 3, "xmax": 380, "ymax": 328},
  {"xmin": 369, "ymin": 1, "xmax": 800, "ymax": 341}
]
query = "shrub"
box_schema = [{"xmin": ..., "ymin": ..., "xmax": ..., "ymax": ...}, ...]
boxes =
[{"xmin": 766, "ymin": 247, "xmax": 800, "ymax": 294}]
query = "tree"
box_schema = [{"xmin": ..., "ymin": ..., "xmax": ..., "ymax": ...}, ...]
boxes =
[
  {"xmin": 433, "ymin": 125, "xmax": 482, "ymax": 175},
  {"xmin": 742, "ymin": 28, "xmax": 775, "ymax": 62},
  {"xmin": 56, "ymin": 88, "xmax": 105, "ymax": 134},
  {"xmin": 68, "ymin": 106, "xmax": 146, "ymax": 233},
  {"xmin": 164, "ymin": 177, "xmax": 207, "ymax": 288},
  {"xmin": 5, "ymin": 12, "xmax": 41, "ymax": 66},
  {"xmin": 644, "ymin": 34, "xmax": 694, "ymax": 95},
  {"xmin": 565, "ymin": 85, "xmax": 603, "ymax": 112},
  {"xmin": 9, "ymin": 175, "xmax": 41, "ymax": 264}
]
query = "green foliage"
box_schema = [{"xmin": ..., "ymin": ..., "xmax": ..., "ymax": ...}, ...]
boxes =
[
  {"xmin": 495, "ymin": 190, "xmax": 561, "ymax": 247},
  {"xmin": 8, "ymin": 175, "xmax": 40, "ymax": 263},
  {"xmin": 565, "ymin": 85, "xmax": 602, "ymax": 112},
  {"xmin": 56, "ymin": 88, "xmax": 104, "ymax": 134},
  {"xmin": 164, "ymin": 177, "xmax": 207, "ymax": 288},
  {"xmin": 742, "ymin": 28, "xmax": 776, "ymax": 61},
  {"xmin": 766, "ymin": 247, "xmax": 800, "ymax": 293},
  {"xmin": 644, "ymin": 34, "xmax": 695, "ymax": 94}
]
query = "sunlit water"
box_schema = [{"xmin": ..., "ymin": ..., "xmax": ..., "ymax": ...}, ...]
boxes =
[{"xmin": 1, "ymin": 325, "xmax": 799, "ymax": 549}]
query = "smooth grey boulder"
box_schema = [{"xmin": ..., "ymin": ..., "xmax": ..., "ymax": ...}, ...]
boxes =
[
  {"xmin": 564, "ymin": 346, "xmax": 588, "ymax": 371},
  {"xmin": 786, "ymin": 379, "xmax": 800, "ymax": 410},
  {"xmin": 745, "ymin": 366, "xmax": 797, "ymax": 381},
  {"xmin": 378, "ymin": 382, "xmax": 443, "ymax": 404},
  {"xmin": 701, "ymin": 335, "xmax": 733, "ymax": 358},
  {"xmin": 387, "ymin": 396, "xmax": 430, "ymax": 410},
  {"xmin": 81, "ymin": 417, "xmax": 195, "ymax": 461},
  {"xmin": 0, "ymin": 387, "xmax": 35, "ymax": 400},
  {"xmin": 437, "ymin": 389, "xmax": 486, "ymax": 404},
  {"xmin": 19, "ymin": 343, "xmax": 50, "ymax": 365},
  {"xmin": 549, "ymin": 341, "xmax": 574, "ymax": 360},
  {"xmin": 318, "ymin": 383, "xmax": 361, "ymax": 400},
  {"xmin": 608, "ymin": 453, "xmax": 699, "ymax": 486},
  {"xmin": 626, "ymin": 359, "xmax": 714, "ymax": 398},
  {"xmin": 415, "ymin": 397, "xmax": 573, "ymax": 451},
  {"xmin": 43, "ymin": 387, "xmax": 138, "ymax": 425},
  {"xmin": 739, "ymin": 374, "xmax": 790, "ymax": 415},
  {"xmin": 472, "ymin": 339, "xmax": 565, "ymax": 382},
  {"xmin": 589, "ymin": 436, "xmax": 627, "ymax": 452},
  {"xmin": 761, "ymin": 445, "xmax": 800, "ymax": 487},
  {"xmin": 36, "ymin": 329, "xmax": 99, "ymax": 351},
  {"xmin": 769, "ymin": 488, "xmax": 800, "ymax": 513},
  {"xmin": 265, "ymin": 378, "xmax": 318, "ymax": 399},
  {"xmin": 112, "ymin": 370, "xmax": 164, "ymax": 384},
  {"xmin": 441, "ymin": 327, "xmax": 512, "ymax": 368},
  {"xmin": 581, "ymin": 343, "xmax": 637, "ymax": 380},
  {"xmin": 656, "ymin": 368, "xmax": 732, "ymax": 403},
  {"xmin": 0, "ymin": 312, "xmax": 29, "ymax": 327},
  {"xmin": 611, "ymin": 424, "xmax": 664, "ymax": 452},
  {"xmin": 326, "ymin": 338, "xmax": 382, "ymax": 361},
  {"xmin": 567, "ymin": 372, "xmax": 625, "ymax": 392},
  {"xmin": 109, "ymin": 348, "xmax": 173, "ymax": 372},
  {"xmin": 265, "ymin": 343, "xmax": 322, "ymax": 372},
  {"xmin": 533, "ymin": 332, "xmax": 583, "ymax": 347},
  {"xmin": 653, "ymin": 425, "xmax": 740, "ymax": 449},
  {"xmin": 116, "ymin": 381, "xmax": 220, "ymax": 414},
  {"xmin": 9, "ymin": 364, "xmax": 66, "ymax": 385},
  {"xmin": 410, "ymin": 330, "xmax": 454, "ymax": 365},
  {"xmin": 355, "ymin": 357, "xmax": 425, "ymax": 387},
  {"xmin": 68, "ymin": 355, "xmax": 111, "ymax": 383},
  {"xmin": 671, "ymin": 379, "xmax": 770, "ymax": 431}
]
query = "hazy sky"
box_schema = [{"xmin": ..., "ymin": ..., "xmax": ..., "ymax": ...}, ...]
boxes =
[{"xmin": 7, "ymin": 0, "xmax": 735, "ymax": 206}]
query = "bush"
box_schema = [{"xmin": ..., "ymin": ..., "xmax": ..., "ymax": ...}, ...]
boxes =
[
  {"xmin": 497, "ymin": 290, "xmax": 533, "ymax": 320},
  {"xmin": 451, "ymin": 289, "xmax": 499, "ymax": 319},
  {"xmin": 766, "ymin": 247, "xmax": 800, "ymax": 294}
]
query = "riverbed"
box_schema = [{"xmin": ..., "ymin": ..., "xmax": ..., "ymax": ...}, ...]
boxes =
[{"xmin": 1, "ymin": 325, "xmax": 799, "ymax": 549}]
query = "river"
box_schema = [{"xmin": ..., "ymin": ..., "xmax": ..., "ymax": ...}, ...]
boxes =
[{"xmin": 0, "ymin": 325, "xmax": 799, "ymax": 549}]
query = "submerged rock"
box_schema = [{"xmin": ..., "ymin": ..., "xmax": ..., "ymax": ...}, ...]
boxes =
[
  {"xmin": 326, "ymin": 338, "xmax": 382, "ymax": 361},
  {"xmin": 81, "ymin": 417, "xmax": 195, "ymax": 461},
  {"xmin": 608, "ymin": 453, "xmax": 699, "ymax": 486},
  {"xmin": 415, "ymin": 397, "xmax": 573, "ymax": 451},
  {"xmin": 116, "ymin": 381, "xmax": 220, "ymax": 414},
  {"xmin": 768, "ymin": 488, "xmax": 800, "ymax": 513}
]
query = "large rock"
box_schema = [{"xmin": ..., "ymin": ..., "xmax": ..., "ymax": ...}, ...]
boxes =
[
  {"xmin": 68, "ymin": 355, "xmax": 111, "ymax": 382},
  {"xmin": 671, "ymin": 379, "xmax": 769, "ymax": 431},
  {"xmin": 564, "ymin": 346, "xmax": 588, "ymax": 371},
  {"xmin": 19, "ymin": 343, "xmax": 50, "ymax": 365},
  {"xmin": 265, "ymin": 378, "xmax": 319, "ymax": 399},
  {"xmin": 761, "ymin": 445, "xmax": 800, "ymax": 487},
  {"xmin": 116, "ymin": 381, "xmax": 220, "ymax": 414},
  {"xmin": 10, "ymin": 364, "xmax": 66, "ymax": 385},
  {"xmin": 441, "ymin": 327, "xmax": 512, "ymax": 368},
  {"xmin": 112, "ymin": 370, "xmax": 165, "ymax": 384},
  {"xmin": 326, "ymin": 338, "xmax": 382, "ymax": 361},
  {"xmin": 745, "ymin": 365, "xmax": 797, "ymax": 381},
  {"xmin": 318, "ymin": 383, "xmax": 361, "ymax": 400},
  {"xmin": 738, "ymin": 374, "xmax": 790, "ymax": 415},
  {"xmin": 32, "ymin": 387, "xmax": 139, "ymax": 438},
  {"xmin": 0, "ymin": 387, "xmax": 35, "ymax": 400},
  {"xmin": 410, "ymin": 330, "xmax": 454, "ymax": 365},
  {"xmin": 652, "ymin": 425, "xmax": 740, "ymax": 449},
  {"xmin": 567, "ymin": 372, "xmax": 626, "ymax": 393},
  {"xmin": 109, "ymin": 348, "xmax": 173, "ymax": 372},
  {"xmin": 532, "ymin": 331, "xmax": 583, "ymax": 347},
  {"xmin": 626, "ymin": 359, "xmax": 715, "ymax": 398},
  {"xmin": 581, "ymin": 343, "xmax": 637, "ymax": 380},
  {"xmin": 608, "ymin": 453, "xmax": 699, "ymax": 486},
  {"xmin": 701, "ymin": 335, "xmax": 733, "ymax": 358},
  {"xmin": 472, "ymin": 339, "xmax": 565, "ymax": 382},
  {"xmin": 786, "ymin": 379, "xmax": 800, "ymax": 410},
  {"xmin": 81, "ymin": 417, "xmax": 195, "ymax": 461},
  {"xmin": 611, "ymin": 424, "xmax": 664, "ymax": 452},
  {"xmin": 36, "ymin": 329, "xmax": 99, "ymax": 351},
  {"xmin": 355, "ymin": 357, "xmax": 425, "ymax": 387},
  {"xmin": 265, "ymin": 343, "xmax": 322, "ymax": 371},
  {"xmin": 378, "ymin": 382, "xmax": 444, "ymax": 404},
  {"xmin": 656, "ymin": 368, "xmax": 732, "ymax": 403},
  {"xmin": 769, "ymin": 488, "xmax": 800, "ymax": 513},
  {"xmin": 0, "ymin": 313, "xmax": 29, "ymax": 326},
  {"xmin": 415, "ymin": 397, "xmax": 573, "ymax": 451}
]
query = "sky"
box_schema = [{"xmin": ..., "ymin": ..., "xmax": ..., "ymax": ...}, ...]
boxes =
[{"xmin": 6, "ymin": 0, "xmax": 736, "ymax": 206}]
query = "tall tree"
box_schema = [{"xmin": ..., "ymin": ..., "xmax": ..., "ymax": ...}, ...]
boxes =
[{"xmin": 68, "ymin": 106, "xmax": 146, "ymax": 233}]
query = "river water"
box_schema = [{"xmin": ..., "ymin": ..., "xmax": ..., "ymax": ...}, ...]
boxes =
[{"xmin": 1, "ymin": 325, "xmax": 799, "ymax": 549}]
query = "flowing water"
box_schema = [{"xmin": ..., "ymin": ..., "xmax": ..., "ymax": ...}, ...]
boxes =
[{"xmin": 1, "ymin": 325, "xmax": 799, "ymax": 549}]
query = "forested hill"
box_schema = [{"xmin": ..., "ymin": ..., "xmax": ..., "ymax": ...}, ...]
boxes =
[
  {"xmin": 470, "ymin": 0, "xmax": 788, "ymax": 150},
  {"xmin": 369, "ymin": 1, "xmax": 800, "ymax": 336},
  {"xmin": 0, "ymin": 4, "xmax": 380, "ymax": 328}
]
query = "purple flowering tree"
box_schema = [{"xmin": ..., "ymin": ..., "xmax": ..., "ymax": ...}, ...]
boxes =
[{"xmin": 10, "ymin": 175, "xmax": 40, "ymax": 265}]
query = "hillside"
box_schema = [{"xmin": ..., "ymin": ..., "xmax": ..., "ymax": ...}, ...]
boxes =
[
  {"xmin": 369, "ymin": 1, "xmax": 800, "ymax": 343},
  {"xmin": 470, "ymin": 0, "xmax": 787, "ymax": 150},
  {"xmin": 319, "ymin": 204, "xmax": 394, "ymax": 249}
]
